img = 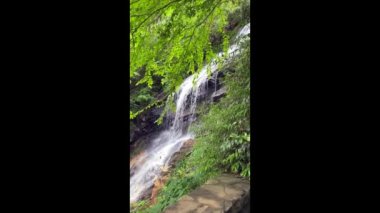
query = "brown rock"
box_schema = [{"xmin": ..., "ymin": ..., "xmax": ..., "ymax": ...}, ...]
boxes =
[
  {"xmin": 130, "ymin": 151, "xmax": 147, "ymax": 171},
  {"xmin": 168, "ymin": 139, "xmax": 195, "ymax": 168},
  {"xmin": 160, "ymin": 165, "xmax": 170, "ymax": 174},
  {"xmin": 140, "ymin": 184, "xmax": 153, "ymax": 200},
  {"xmin": 150, "ymin": 139, "xmax": 196, "ymax": 205},
  {"xmin": 201, "ymin": 184, "xmax": 227, "ymax": 199},
  {"xmin": 165, "ymin": 200, "xmax": 203, "ymax": 213},
  {"xmin": 182, "ymin": 139, "xmax": 195, "ymax": 149},
  {"xmin": 150, "ymin": 177, "xmax": 163, "ymax": 204},
  {"xmin": 150, "ymin": 173, "xmax": 170, "ymax": 204},
  {"xmin": 224, "ymin": 185, "xmax": 244, "ymax": 200},
  {"xmin": 205, "ymin": 179, "xmax": 220, "ymax": 185}
]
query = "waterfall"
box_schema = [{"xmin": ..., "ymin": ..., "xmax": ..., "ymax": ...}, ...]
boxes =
[{"xmin": 130, "ymin": 23, "xmax": 250, "ymax": 203}]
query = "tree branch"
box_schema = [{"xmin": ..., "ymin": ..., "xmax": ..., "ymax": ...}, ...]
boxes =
[
  {"xmin": 131, "ymin": 0, "xmax": 183, "ymax": 19},
  {"xmin": 130, "ymin": 0, "xmax": 141, "ymax": 6},
  {"xmin": 182, "ymin": 0, "xmax": 222, "ymax": 61}
]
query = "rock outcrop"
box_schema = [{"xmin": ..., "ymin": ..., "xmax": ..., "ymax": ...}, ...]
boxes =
[
  {"xmin": 130, "ymin": 105, "xmax": 164, "ymax": 144},
  {"xmin": 149, "ymin": 139, "xmax": 196, "ymax": 204},
  {"xmin": 168, "ymin": 139, "xmax": 195, "ymax": 168},
  {"xmin": 164, "ymin": 174, "xmax": 250, "ymax": 213},
  {"xmin": 211, "ymin": 87, "xmax": 227, "ymax": 102},
  {"xmin": 150, "ymin": 173, "xmax": 170, "ymax": 204}
]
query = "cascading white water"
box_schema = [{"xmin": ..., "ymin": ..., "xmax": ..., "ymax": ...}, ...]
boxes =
[{"xmin": 130, "ymin": 23, "xmax": 250, "ymax": 203}]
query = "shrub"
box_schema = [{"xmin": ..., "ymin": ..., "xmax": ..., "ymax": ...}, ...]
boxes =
[{"xmin": 142, "ymin": 43, "xmax": 251, "ymax": 213}]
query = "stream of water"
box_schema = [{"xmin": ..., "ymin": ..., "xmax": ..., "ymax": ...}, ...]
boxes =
[{"xmin": 130, "ymin": 23, "xmax": 250, "ymax": 203}]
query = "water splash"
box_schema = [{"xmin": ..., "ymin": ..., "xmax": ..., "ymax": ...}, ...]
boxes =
[{"xmin": 130, "ymin": 23, "xmax": 250, "ymax": 203}]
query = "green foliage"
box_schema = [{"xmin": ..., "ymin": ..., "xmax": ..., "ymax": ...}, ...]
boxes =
[
  {"xmin": 140, "ymin": 39, "xmax": 251, "ymax": 213},
  {"xmin": 130, "ymin": 97, "xmax": 166, "ymax": 120},
  {"xmin": 143, "ymin": 156, "xmax": 218, "ymax": 213},
  {"xmin": 130, "ymin": 0, "xmax": 250, "ymax": 119},
  {"xmin": 155, "ymin": 93, "xmax": 176, "ymax": 125},
  {"xmin": 135, "ymin": 93, "xmax": 153, "ymax": 104},
  {"xmin": 131, "ymin": 87, "xmax": 155, "ymax": 115},
  {"xmin": 130, "ymin": 199, "xmax": 150, "ymax": 213},
  {"xmin": 221, "ymin": 132, "xmax": 250, "ymax": 178},
  {"xmin": 189, "ymin": 43, "xmax": 251, "ymax": 178},
  {"xmin": 146, "ymin": 173, "xmax": 206, "ymax": 213}
]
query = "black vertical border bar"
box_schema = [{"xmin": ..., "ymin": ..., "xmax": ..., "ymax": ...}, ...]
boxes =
[{"xmin": 251, "ymin": 0, "xmax": 256, "ymax": 211}]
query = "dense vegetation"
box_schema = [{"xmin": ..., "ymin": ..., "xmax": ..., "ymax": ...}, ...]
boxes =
[
  {"xmin": 130, "ymin": 0, "xmax": 251, "ymax": 212},
  {"xmin": 130, "ymin": 0, "xmax": 250, "ymax": 119},
  {"xmin": 131, "ymin": 41, "xmax": 250, "ymax": 213}
]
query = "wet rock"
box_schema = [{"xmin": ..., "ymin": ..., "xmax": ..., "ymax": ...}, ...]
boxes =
[
  {"xmin": 130, "ymin": 132, "xmax": 135, "ymax": 143},
  {"xmin": 150, "ymin": 177, "xmax": 163, "ymax": 204},
  {"xmin": 130, "ymin": 136, "xmax": 147, "ymax": 155},
  {"xmin": 211, "ymin": 87, "xmax": 227, "ymax": 101},
  {"xmin": 149, "ymin": 139, "xmax": 196, "ymax": 204},
  {"xmin": 225, "ymin": 17, "xmax": 240, "ymax": 31},
  {"xmin": 140, "ymin": 185, "xmax": 153, "ymax": 200},
  {"xmin": 180, "ymin": 111, "xmax": 199, "ymax": 122},
  {"xmin": 150, "ymin": 174, "xmax": 170, "ymax": 204},
  {"xmin": 130, "ymin": 105, "xmax": 164, "ymax": 144},
  {"xmin": 160, "ymin": 165, "xmax": 170, "ymax": 175},
  {"xmin": 152, "ymin": 106, "xmax": 164, "ymax": 117},
  {"xmin": 168, "ymin": 139, "xmax": 195, "ymax": 168},
  {"xmin": 182, "ymin": 139, "xmax": 195, "ymax": 150},
  {"xmin": 210, "ymin": 33, "xmax": 222, "ymax": 47},
  {"xmin": 130, "ymin": 151, "xmax": 147, "ymax": 171}
]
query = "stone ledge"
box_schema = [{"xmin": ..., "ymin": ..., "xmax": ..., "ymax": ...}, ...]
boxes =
[{"xmin": 164, "ymin": 174, "xmax": 250, "ymax": 213}]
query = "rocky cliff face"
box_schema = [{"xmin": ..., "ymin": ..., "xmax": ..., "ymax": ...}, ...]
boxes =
[
  {"xmin": 150, "ymin": 139, "xmax": 195, "ymax": 204},
  {"xmin": 130, "ymin": 106, "xmax": 163, "ymax": 142},
  {"xmin": 130, "ymin": 64, "xmax": 236, "ymax": 157},
  {"xmin": 129, "ymin": 18, "xmax": 242, "ymax": 146}
]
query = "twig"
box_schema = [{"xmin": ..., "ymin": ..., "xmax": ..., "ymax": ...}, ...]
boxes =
[
  {"xmin": 182, "ymin": 0, "xmax": 222, "ymax": 62},
  {"xmin": 131, "ymin": 0, "xmax": 183, "ymax": 34}
]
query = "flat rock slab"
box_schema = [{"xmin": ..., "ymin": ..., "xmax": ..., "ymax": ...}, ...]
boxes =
[{"xmin": 164, "ymin": 174, "xmax": 250, "ymax": 213}]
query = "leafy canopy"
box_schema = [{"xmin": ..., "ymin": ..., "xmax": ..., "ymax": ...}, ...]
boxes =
[{"xmin": 130, "ymin": 0, "xmax": 242, "ymax": 118}]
